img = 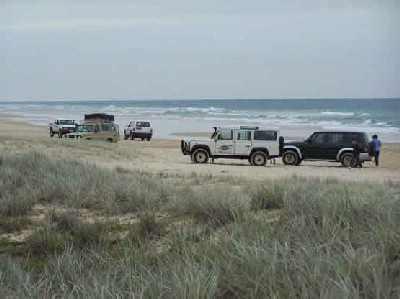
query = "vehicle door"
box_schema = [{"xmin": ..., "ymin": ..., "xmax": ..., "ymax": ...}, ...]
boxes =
[
  {"xmin": 100, "ymin": 123, "xmax": 114, "ymax": 140},
  {"xmin": 234, "ymin": 129, "xmax": 252, "ymax": 155},
  {"xmin": 327, "ymin": 133, "xmax": 344, "ymax": 159},
  {"xmin": 91, "ymin": 124, "xmax": 103, "ymax": 140},
  {"xmin": 215, "ymin": 129, "xmax": 234, "ymax": 155},
  {"xmin": 303, "ymin": 132, "xmax": 332, "ymax": 159},
  {"xmin": 253, "ymin": 130, "xmax": 279, "ymax": 156}
]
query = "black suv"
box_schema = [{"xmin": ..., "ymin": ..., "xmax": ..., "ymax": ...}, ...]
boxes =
[{"xmin": 282, "ymin": 131, "xmax": 371, "ymax": 167}]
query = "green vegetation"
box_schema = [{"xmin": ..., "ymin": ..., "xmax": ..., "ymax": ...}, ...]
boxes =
[{"xmin": 1, "ymin": 151, "xmax": 400, "ymax": 298}]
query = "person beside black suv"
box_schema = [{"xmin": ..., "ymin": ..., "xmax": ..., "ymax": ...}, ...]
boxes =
[{"xmin": 282, "ymin": 131, "xmax": 371, "ymax": 167}]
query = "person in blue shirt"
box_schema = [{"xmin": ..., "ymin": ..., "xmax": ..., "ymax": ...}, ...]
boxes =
[{"xmin": 371, "ymin": 135, "xmax": 382, "ymax": 166}]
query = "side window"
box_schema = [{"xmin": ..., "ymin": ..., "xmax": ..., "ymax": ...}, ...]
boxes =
[
  {"xmin": 312, "ymin": 133, "xmax": 328, "ymax": 144},
  {"xmin": 237, "ymin": 130, "xmax": 251, "ymax": 141},
  {"xmin": 343, "ymin": 133, "xmax": 363, "ymax": 144},
  {"xmin": 218, "ymin": 130, "xmax": 233, "ymax": 140},
  {"xmin": 254, "ymin": 130, "xmax": 277, "ymax": 141},
  {"xmin": 333, "ymin": 133, "xmax": 344, "ymax": 144},
  {"xmin": 101, "ymin": 123, "xmax": 113, "ymax": 131}
]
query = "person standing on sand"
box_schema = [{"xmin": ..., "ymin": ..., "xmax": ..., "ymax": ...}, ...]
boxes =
[
  {"xmin": 351, "ymin": 140, "xmax": 362, "ymax": 168},
  {"xmin": 371, "ymin": 134, "xmax": 382, "ymax": 166}
]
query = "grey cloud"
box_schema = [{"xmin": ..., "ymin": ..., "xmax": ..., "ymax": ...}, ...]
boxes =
[{"xmin": 1, "ymin": 0, "xmax": 399, "ymax": 100}]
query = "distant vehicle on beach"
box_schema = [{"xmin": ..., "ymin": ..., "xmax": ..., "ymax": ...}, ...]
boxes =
[
  {"xmin": 181, "ymin": 126, "xmax": 283, "ymax": 166},
  {"xmin": 124, "ymin": 121, "xmax": 153, "ymax": 141},
  {"xmin": 65, "ymin": 113, "xmax": 120, "ymax": 143},
  {"xmin": 49, "ymin": 119, "xmax": 77, "ymax": 138},
  {"xmin": 282, "ymin": 131, "xmax": 371, "ymax": 167}
]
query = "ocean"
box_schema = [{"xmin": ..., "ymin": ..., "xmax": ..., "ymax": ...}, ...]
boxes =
[{"xmin": 0, "ymin": 99, "xmax": 399, "ymax": 142}]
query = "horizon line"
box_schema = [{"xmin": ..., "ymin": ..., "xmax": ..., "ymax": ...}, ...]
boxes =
[{"xmin": 1, "ymin": 97, "xmax": 400, "ymax": 102}]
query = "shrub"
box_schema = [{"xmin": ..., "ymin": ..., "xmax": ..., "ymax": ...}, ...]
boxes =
[
  {"xmin": 128, "ymin": 213, "xmax": 165, "ymax": 244},
  {"xmin": 0, "ymin": 152, "xmax": 173, "ymax": 217},
  {"xmin": 170, "ymin": 187, "xmax": 249, "ymax": 227},
  {"xmin": 249, "ymin": 183, "xmax": 285, "ymax": 210}
]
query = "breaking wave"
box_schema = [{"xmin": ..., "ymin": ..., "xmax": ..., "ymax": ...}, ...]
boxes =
[{"xmin": 0, "ymin": 99, "xmax": 399, "ymax": 141}]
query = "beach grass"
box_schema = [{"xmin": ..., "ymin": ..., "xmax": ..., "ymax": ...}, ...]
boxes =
[{"xmin": 1, "ymin": 151, "xmax": 400, "ymax": 298}]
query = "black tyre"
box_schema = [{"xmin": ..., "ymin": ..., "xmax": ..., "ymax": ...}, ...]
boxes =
[
  {"xmin": 282, "ymin": 150, "xmax": 299, "ymax": 166},
  {"xmin": 146, "ymin": 137, "xmax": 151, "ymax": 141},
  {"xmin": 50, "ymin": 129, "xmax": 54, "ymax": 137},
  {"xmin": 340, "ymin": 152, "xmax": 354, "ymax": 167},
  {"xmin": 192, "ymin": 149, "xmax": 209, "ymax": 164},
  {"xmin": 250, "ymin": 151, "xmax": 267, "ymax": 166}
]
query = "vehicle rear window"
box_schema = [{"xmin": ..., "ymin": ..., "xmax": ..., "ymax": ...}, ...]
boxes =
[
  {"xmin": 342, "ymin": 133, "xmax": 369, "ymax": 145},
  {"xmin": 136, "ymin": 122, "xmax": 150, "ymax": 127},
  {"xmin": 59, "ymin": 120, "xmax": 75, "ymax": 125},
  {"xmin": 254, "ymin": 130, "xmax": 277, "ymax": 141}
]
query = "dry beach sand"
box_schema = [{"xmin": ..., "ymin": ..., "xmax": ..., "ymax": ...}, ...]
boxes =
[{"xmin": 0, "ymin": 118, "xmax": 399, "ymax": 183}]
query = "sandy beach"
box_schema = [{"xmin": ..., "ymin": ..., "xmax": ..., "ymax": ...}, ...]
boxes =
[{"xmin": 1, "ymin": 118, "xmax": 399, "ymax": 183}]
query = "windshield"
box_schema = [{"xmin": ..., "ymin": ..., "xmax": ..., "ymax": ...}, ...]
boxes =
[
  {"xmin": 77, "ymin": 125, "xmax": 95, "ymax": 133},
  {"xmin": 101, "ymin": 123, "xmax": 113, "ymax": 131},
  {"xmin": 59, "ymin": 120, "xmax": 75, "ymax": 125}
]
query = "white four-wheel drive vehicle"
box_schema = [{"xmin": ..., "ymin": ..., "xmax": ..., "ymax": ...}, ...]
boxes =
[
  {"xmin": 124, "ymin": 121, "xmax": 153, "ymax": 141},
  {"xmin": 49, "ymin": 119, "xmax": 77, "ymax": 138},
  {"xmin": 181, "ymin": 126, "xmax": 284, "ymax": 166}
]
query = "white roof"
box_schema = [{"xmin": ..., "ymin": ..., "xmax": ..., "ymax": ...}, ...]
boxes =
[{"xmin": 215, "ymin": 126, "xmax": 279, "ymax": 131}]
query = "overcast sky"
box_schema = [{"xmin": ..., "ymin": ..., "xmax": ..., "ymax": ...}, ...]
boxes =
[{"xmin": 1, "ymin": 0, "xmax": 399, "ymax": 100}]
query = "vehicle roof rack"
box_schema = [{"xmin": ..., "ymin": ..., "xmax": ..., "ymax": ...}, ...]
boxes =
[{"xmin": 84, "ymin": 113, "xmax": 114, "ymax": 122}]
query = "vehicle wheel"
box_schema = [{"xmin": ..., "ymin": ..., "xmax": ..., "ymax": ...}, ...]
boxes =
[
  {"xmin": 192, "ymin": 149, "xmax": 209, "ymax": 164},
  {"xmin": 340, "ymin": 152, "xmax": 354, "ymax": 167},
  {"xmin": 250, "ymin": 151, "xmax": 267, "ymax": 166},
  {"xmin": 146, "ymin": 137, "xmax": 151, "ymax": 141},
  {"xmin": 130, "ymin": 135, "xmax": 134, "ymax": 140},
  {"xmin": 50, "ymin": 129, "xmax": 54, "ymax": 137},
  {"xmin": 282, "ymin": 150, "xmax": 299, "ymax": 166},
  {"xmin": 141, "ymin": 138, "xmax": 145, "ymax": 141}
]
